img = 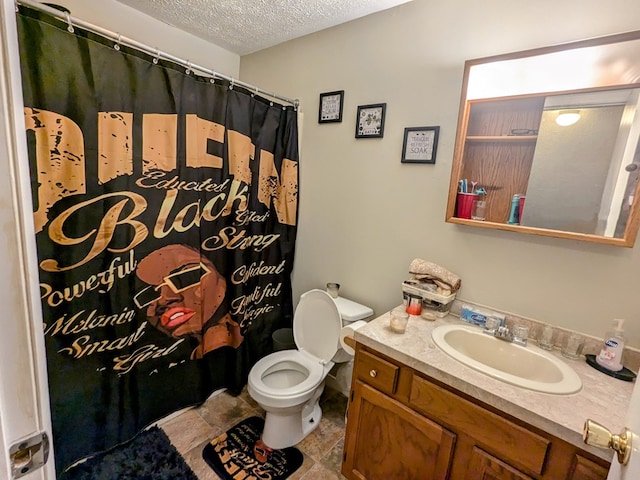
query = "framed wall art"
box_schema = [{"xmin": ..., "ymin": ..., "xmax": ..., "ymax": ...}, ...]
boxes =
[
  {"xmin": 355, "ymin": 103, "xmax": 386, "ymax": 138},
  {"xmin": 401, "ymin": 126, "xmax": 440, "ymax": 164},
  {"xmin": 318, "ymin": 90, "xmax": 344, "ymax": 123}
]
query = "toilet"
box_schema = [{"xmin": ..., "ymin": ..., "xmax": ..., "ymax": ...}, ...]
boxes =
[{"xmin": 247, "ymin": 288, "xmax": 372, "ymax": 449}]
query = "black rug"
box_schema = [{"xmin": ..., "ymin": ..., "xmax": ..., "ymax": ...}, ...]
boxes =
[
  {"xmin": 202, "ymin": 416, "xmax": 303, "ymax": 480},
  {"xmin": 60, "ymin": 426, "xmax": 197, "ymax": 480}
]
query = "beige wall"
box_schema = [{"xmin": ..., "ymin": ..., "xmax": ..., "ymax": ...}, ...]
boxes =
[
  {"xmin": 240, "ymin": 0, "xmax": 640, "ymax": 348},
  {"xmin": 46, "ymin": 0, "xmax": 240, "ymax": 78}
]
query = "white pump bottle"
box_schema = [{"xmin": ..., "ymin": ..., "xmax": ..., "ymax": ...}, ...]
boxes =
[{"xmin": 596, "ymin": 319, "xmax": 626, "ymax": 372}]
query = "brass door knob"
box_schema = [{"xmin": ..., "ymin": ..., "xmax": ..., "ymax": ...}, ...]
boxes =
[{"xmin": 583, "ymin": 419, "xmax": 632, "ymax": 465}]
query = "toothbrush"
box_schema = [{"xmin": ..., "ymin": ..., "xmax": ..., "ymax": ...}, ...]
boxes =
[{"xmin": 471, "ymin": 181, "xmax": 478, "ymax": 194}]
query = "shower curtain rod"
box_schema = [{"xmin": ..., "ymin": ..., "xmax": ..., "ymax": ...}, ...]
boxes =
[{"xmin": 16, "ymin": 0, "xmax": 300, "ymax": 108}]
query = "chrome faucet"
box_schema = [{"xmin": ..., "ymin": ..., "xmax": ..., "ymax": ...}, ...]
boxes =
[{"xmin": 483, "ymin": 323, "xmax": 528, "ymax": 346}]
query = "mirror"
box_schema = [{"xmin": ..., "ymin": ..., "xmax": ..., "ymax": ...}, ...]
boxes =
[{"xmin": 447, "ymin": 31, "xmax": 640, "ymax": 247}]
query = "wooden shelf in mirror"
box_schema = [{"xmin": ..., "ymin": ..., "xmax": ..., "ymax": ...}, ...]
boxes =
[{"xmin": 453, "ymin": 96, "xmax": 542, "ymax": 223}]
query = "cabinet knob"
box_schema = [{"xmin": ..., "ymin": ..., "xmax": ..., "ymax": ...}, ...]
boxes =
[
  {"xmin": 369, "ymin": 369, "xmax": 377, "ymax": 378},
  {"xmin": 583, "ymin": 419, "xmax": 632, "ymax": 465}
]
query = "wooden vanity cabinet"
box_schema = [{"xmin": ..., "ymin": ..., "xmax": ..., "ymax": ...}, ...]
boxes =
[{"xmin": 342, "ymin": 344, "xmax": 610, "ymax": 480}]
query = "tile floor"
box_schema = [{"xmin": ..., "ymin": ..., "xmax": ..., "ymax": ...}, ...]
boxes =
[{"xmin": 158, "ymin": 386, "xmax": 348, "ymax": 479}]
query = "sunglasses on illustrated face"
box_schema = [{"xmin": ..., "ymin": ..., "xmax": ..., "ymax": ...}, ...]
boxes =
[{"xmin": 133, "ymin": 262, "xmax": 211, "ymax": 309}]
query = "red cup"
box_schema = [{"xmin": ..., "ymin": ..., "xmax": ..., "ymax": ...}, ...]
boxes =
[
  {"xmin": 456, "ymin": 193, "xmax": 477, "ymax": 219},
  {"xmin": 405, "ymin": 294, "xmax": 422, "ymax": 315},
  {"xmin": 518, "ymin": 196, "xmax": 526, "ymax": 222}
]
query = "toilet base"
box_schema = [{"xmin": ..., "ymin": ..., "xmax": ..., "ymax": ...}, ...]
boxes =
[{"xmin": 261, "ymin": 387, "xmax": 323, "ymax": 449}]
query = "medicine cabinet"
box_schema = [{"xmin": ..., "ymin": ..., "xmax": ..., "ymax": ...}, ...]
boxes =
[{"xmin": 446, "ymin": 31, "xmax": 640, "ymax": 247}]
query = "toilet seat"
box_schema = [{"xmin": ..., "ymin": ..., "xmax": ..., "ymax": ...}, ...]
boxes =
[
  {"xmin": 248, "ymin": 350, "xmax": 325, "ymax": 398},
  {"xmin": 292, "ymin": 289, "xmax": 342, "ymax": 363}
]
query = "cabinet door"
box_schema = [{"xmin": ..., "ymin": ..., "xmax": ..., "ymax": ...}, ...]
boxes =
[
  {"xmin": 343, "ymin": 380, "xmax": 455, "ymax": 480},
  {"xmin": 466, "ymin": 447, "xmax": 535, "ymax": 480}
]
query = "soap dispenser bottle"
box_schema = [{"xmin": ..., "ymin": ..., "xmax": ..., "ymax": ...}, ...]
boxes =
[{"xmin": 596, "ymin": 319, "xmax": 626, "ymax": 372}]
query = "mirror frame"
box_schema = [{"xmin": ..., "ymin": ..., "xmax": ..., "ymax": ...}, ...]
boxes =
[{"xmin": 446, "ymin": 31, "xmax": 640, "ymax": 247}]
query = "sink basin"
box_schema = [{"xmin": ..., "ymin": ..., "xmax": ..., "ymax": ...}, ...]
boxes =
[{"xmin": 431, "ymin": 324, "xmax": 582, "ymax": 395}]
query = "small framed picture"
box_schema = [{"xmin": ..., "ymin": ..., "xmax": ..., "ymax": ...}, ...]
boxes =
[
  {"xmin": 318, "ymin": 90, "xmax": 344, "ymax": 123},
  {"xmin": 355, "ymin": 103, "xmax": 386, "ymax": 138},
  {"xmin": 401, "ymin": 126, "xmax": 440, "ymax": 164}
]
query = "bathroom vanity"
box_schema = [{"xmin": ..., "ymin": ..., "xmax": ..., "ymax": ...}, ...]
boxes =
[{"xmin": 341, "ymin": 312, "xmax": 633, "ymax": 479}]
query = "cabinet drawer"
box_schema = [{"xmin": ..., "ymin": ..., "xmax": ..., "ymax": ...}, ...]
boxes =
[
  {"xmin": 354, "ymin": 349, "xmax": 399, "ymax": 395},
  {"xmin": 467, "ymin": 446, "xmax": 535, "ymax": 479},
  {"xmin": 567, "ymin": 455, "xmax": 609, "ymax": 480},
  {"xmin": 409, "ymin": 374, "xmax": 550, "ymax": 475}
]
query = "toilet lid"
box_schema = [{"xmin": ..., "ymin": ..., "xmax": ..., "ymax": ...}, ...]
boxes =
[{"xmin": 293, "ymin": 289, "xmax": 342, "ymax": 363}]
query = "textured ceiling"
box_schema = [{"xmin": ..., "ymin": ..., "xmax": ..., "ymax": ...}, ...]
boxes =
[{"xmin": 114, "ymin": 0, "xmax": 413, "ymax": 55}]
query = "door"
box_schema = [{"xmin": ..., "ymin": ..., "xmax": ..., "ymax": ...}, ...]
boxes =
[
  {"xmin": 0, "ymin": 0, "xmax": 55, "ymax": 478},
  {"xmin": 605, "ymin": 377, "xmax": 640, "ymax": 479}
]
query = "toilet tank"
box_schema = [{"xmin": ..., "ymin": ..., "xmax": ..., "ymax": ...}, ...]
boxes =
[
  {"xmin": 328, "ymin": 295, "xmax": 373, "ymax": 396},
  {"xmin": 332, "ymin": 296, "xmax": 373, "ymax": 325}
]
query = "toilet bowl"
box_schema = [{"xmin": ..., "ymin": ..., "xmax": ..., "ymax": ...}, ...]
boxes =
[{"xmin": 248, "ymin": 288, "xmax": 357, "ymax": 449}]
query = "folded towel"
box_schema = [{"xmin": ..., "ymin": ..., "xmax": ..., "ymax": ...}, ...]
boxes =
[{"xmin": 409, "ymin": 258, "xmax": 461, "ymax": 294}]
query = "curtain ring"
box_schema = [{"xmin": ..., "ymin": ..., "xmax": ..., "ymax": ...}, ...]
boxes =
[
  {"xmin": 152, "ymin": 48, "xmax": 160, "ymax": 65},
  {"xmin": 66, "ymin": 12, "xmax": 74, "ymax": 33},
  {"xmin": 114, "ymin": 34, "xmax": 121, "ymax": 51},
  {"xmin": 270, "ymin": 101, "xmax": 274, "ymax": 107},
  {"xmin": 229, "ymin": 78, "xmax": 235, "ymax": 90},
  {"xmin": 185, "ymin": 60, "xmax": 191, "ymax": 75}
]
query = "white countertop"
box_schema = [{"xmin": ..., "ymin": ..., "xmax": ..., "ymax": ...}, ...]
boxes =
[{"xmin": 354, "ymin": 311, "xmax": 634, "ymax": 462}]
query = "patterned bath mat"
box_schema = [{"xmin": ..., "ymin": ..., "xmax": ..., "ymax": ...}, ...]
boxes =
[{"xmin": 202, "ymin": 416, "xmax": 304, "ymax": 480}]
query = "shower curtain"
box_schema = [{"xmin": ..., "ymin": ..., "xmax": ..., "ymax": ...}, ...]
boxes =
[{"xmin": 17, "ymin": 5, "xmax": 298, "ymax": 473}]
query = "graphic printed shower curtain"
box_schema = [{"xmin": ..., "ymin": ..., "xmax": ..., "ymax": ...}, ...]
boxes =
[{"xmin": 17, "ymin": 6, "xmax": 298, "ymax": 473}]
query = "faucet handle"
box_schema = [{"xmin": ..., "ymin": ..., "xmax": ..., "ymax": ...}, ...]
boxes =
[{"xmin": 495, "ymin": 325, "xmax": 510, "ymax": 337}]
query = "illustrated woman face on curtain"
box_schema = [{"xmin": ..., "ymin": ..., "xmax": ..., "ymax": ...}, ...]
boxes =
[{"xmin": 134, "ymin": 244, "xmax": 243, "ymax": 359}]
